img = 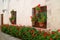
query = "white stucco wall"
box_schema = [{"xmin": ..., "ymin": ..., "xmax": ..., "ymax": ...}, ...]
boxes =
[
  {"xmin": 1, "ymin": 0, "xmax": 60, "ymax": 30},
  {"xmin": 0, "ymin": 0, "xmax": 3, "ymax": 25},
  {"xmin": 3, "ymin": 0, "xmax": 10, "ymax": 24},
  {"xmin": 47, "ymin": 0, "xmax": 60, "ymax": 30},
  {"xmin": 0, "ymin": 0, "xmax": 4, "ymax": 13},
  {"xmin": 8, "ymin": 0, "xmax": 46, "ymax": 26}
]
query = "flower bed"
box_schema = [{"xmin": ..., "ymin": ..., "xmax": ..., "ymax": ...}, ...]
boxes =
[{"xmin": 1, "ymin": 24, "xmax": 60, "ymax": 40}]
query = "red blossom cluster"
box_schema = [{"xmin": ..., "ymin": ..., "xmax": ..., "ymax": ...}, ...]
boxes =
[{"xmin": 37, "ymin": 4, "xmax": 40, "ymax": 7}]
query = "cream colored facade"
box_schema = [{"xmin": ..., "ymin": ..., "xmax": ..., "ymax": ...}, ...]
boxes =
[
  {"xmin": 0, "ymin": 0, "xmax": 60, "ymax": 30},
  {"xmin": 3, "ymin": 0, "xmax": 46, "ymax": 26},
  {"xmin": 47, "ymin": 0, "xmax": 60, "ymax": 30}
]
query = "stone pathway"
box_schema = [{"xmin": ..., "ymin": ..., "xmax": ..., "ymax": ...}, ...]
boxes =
[{"xmin": 0, "ymin": 31, "xmax": 21, "ymax": 40}]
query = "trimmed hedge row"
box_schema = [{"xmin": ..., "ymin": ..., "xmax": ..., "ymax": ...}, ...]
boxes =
[{"xmin": 1, "ymin": 24, "xmax": 60, "ymax": 40}]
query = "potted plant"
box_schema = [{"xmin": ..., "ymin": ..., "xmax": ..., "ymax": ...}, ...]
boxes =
[
  {"xmin": 36, "ymin": 5, "xmax": 47, "ymax": 27},
  {"xmin": 9, "ymin": 10, "xmax": 16, "ymax": 24},
  {"xmin": 31, "ymin": 15, "xmax": 37, "ymax": 26},
  {"xmin": 9, "ymin": 16, "xmax": 15, "ymax": 24},
  {"xmin": 37, "ymin": 12, "xmax": 47, "ymax": 27}
]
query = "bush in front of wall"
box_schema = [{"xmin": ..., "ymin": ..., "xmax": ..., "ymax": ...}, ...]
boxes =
[
  {"xmin": 2, "ymin": 25, "xmax": 10, "ymax": 34},
  {"xmin": 18, "ymin": 26, "xmax": 38, "ymax": 40},
  {"xmin": 1, "ymin": 24, "xmax": 60, "ymax": 40},
  {"xmin": 1, "ymin": 25, "xmax": 19, "ymax": 37},
  {"xmin": 9, "ymin": 25, "xmax": 19, "ymax": 37}
]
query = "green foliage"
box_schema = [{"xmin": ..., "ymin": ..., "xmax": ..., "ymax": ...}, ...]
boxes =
[
  {"xmin": 9, "ymin": 16, "xmax": 15, "ymax": 21},
  {"xmin": 9, "ymin": 25, "xmax": 19, "ymax": 37},
  {"xmin": 36, "ymin": 7, "xmax": 40, "ymax": 11},
  {"xmin": 1, "ymin": 25, "xmax": 60, "ymax": 40},
  {"xmin": 2, "ymin": 25, "xmax": 10, "ymax": 34},
  {"xmin": 32, "ymin": 5, "xmax": 47, "ymax": 23},
  {"xmin": 31, "ymin": 16, "xmax": 37, "ymax": 22},
  {"xmin": 2, "ymin": 25, "xmax": 7, "ymax": 32},
  {"xmin": 18, "ymin": 27, "xmax": 37, "ymax": 40},
  {"xmin": 31, "ymin": 12, "xmax": 47, "ymax": 23},
  {"xmin": 37, "ymin": 12, "xmax": 47, "ymax": 23}
]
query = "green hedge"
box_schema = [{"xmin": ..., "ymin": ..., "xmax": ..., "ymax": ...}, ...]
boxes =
[{"xmin": 1, "ymin": 25, "xmax": 60, "ymax": 40}]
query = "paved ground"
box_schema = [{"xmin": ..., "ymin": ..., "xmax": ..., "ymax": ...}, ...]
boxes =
[{"xmin": 0, "ymin": 31, "xmax": 21, "ymax": 40}]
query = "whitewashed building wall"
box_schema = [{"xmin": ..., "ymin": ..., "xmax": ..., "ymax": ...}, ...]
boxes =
[
  {"xmin": 1, "ymin": 0, "xmax": 60, "ymax": 30},
  {"xmin": 47, "ymin": 0, "xmax": 60, "ymax": 30},
  {"xmin": 8, "ymin": 0, "xmax": 46, "ymax": 26}
]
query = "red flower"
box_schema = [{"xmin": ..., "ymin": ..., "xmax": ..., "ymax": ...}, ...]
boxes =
[
  {"xmin": 43, "ymin": 32, "xmax": 47, "ymax": 37},
  {"xmin": 47, "ymin": 33, "xmax": 50, "ymax": 36},
  {"xmin": 50, "ymin": 38, "xmax": 53, "ymax": 40},
  {"xmin": 57, "ymin": 29, "xmax": 60, "ymax": 32},
  {"xmin": 51, "ymin": 31, "xmax": 55, "ymax": 34},
  {"xmin": 38, "ymin": 4, "xmax": 40, "ymax": 7},
  {"xmin": 30, "ymin": 16, "xmax": 32, "ymax": 19},
  {"xmin": 30, "ymin": 30, "xmax": 35, "ymax": 34},
  {"xmin": 12, "ymin": 20, "xmax": 15, "ymax": 24}
]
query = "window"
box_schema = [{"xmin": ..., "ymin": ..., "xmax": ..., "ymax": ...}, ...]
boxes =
[{"xmin": 32, "ymin": 6, "xmax": 47, "ymax": 28}]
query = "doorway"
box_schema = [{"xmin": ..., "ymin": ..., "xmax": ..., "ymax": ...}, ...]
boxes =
[{"xmin": 0, "ymin": 14, "xmax": 3, "ymax": 26}]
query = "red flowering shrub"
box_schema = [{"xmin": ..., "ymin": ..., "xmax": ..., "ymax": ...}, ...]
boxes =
[{"xmin": 1, "ymin": 24, "xmax": 60, "ymax": 40}]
